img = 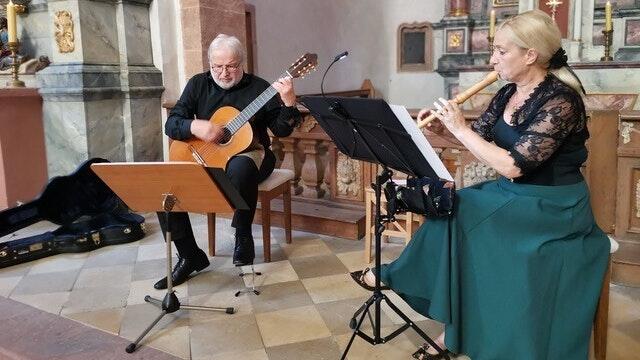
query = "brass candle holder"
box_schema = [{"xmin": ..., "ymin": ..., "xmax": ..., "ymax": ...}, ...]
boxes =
[
  {"xmin": 6, "ymin": 41, "xmax": 25, "ymax": 88},
  {"xmin": 487, "ymin": 35, "xmax": 494, "ymax": 64},
  {"xmin": 601, "ymin": 29, "xmax": 613, "ymax": 62}
]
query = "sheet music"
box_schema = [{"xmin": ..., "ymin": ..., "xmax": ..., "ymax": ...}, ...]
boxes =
[{"xmin": 389, "ymin": 104, "xmax": 454, "ymax": 182}]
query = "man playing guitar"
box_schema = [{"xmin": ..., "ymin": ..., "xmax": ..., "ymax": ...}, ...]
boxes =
[{"xmin": 154, "ymin": 34, "xmax": 302, "ymax": 290}]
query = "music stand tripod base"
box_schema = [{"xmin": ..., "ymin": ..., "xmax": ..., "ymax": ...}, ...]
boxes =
[
  {"xmin": 235, "ymin": 264, "xmax": 262, "ymax": 296},
  {"xmin": 297, "ymin": 97, "xmax": 449, "ymax": 360},
  {"xmin": 125, "ymin": 196, "xmax": 235, "ymax": 353},
  {"xmin": 90, "ymin": 162, "xmax": 249, "ymax": 354}
]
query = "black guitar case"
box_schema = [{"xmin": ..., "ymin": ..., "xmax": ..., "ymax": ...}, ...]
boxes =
[{"xmin": 0, "ymin": 158, "xmax": 146, "ymax": 268}]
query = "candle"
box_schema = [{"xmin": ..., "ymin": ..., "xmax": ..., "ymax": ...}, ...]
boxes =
[
  {"xmin": 605, "ymin": 1, "xmax": 612, "ymax": 32},
  {"xmin": 6, "ymin": 1, "xmax": 17, "ymax": 43},
  {"xmin": 489, "ymin": 9, "xmax": 496, "ymax": 37}
]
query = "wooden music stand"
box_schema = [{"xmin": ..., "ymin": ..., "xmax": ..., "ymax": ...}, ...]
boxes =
[{"xmin": 91, "ymin": 162, "xmax": 248, "ymax": 353}]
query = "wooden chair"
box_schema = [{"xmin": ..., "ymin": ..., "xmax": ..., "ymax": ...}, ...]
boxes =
[
  {"xmin": 206, "ymin": 168, "xmax": 294, "ymax": 262},
  {"xmin": 363, "ymin": 186, "xmax": 425, "ymax": 263},
  {"xmin": 593, "ymin": 235, "xmax": 619, "ymax": 360}
]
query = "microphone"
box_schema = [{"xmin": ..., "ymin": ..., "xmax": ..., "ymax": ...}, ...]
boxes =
[
  {"xmin": 321, "ymin": 51, "xmax": 349, "ymax": 98},
  {"xmin": 333, "ymin": 51, "xmax": 348, "ymax": 62}
]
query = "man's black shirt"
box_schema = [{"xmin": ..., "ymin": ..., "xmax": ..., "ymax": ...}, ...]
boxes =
[{"xmin": 166, "ymin": 71, "xmax": 302, "ymax": 152}]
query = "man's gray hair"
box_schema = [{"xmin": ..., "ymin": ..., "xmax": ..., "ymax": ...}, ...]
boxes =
[{"xmin": 207, "ymin": 34, "xmax": 244, "ymax": 63}]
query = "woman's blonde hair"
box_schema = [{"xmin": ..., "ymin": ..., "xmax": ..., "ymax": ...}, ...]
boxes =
[{"xmin": 498, "ymin": 10, "xmax": 584, "ymax": 95}]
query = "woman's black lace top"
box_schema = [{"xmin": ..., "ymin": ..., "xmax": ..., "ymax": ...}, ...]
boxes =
[{"xmin": 471, "ymin": 73, "xmax": 588, "ymax": 185}]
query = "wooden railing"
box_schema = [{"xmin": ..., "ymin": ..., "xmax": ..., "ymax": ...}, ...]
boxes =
[{"xmin": 270, "ymin": 80, "xmax": 376, "ymax": 205}]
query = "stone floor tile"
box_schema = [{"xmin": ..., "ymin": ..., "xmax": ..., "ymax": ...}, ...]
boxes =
[
  {"xmin": 248, "ymin": 280, "xmax": 313, "ymax": 314},
  {"xmin": 315, "ymin": 296, "xmax": 394, "ymax": 336},
  {"xmin": 281, "ymin": 238, "xmax": 332, "ymax": 259},
  {"xmin": 255, "ymin": 305, "xmax": 331, "ymax": 347},
  {"xmin": 83, "ymin": 246, "xmax": 139, "ymax": 268},
  {"xmin": 10, "ymin": 291, "xmax": 70, "ymax": 315},
  {"xmin": 0, "ymin": 275, "xmax": 23, "ymax": 297},
  {"xmin": 27, "ymin": 253, "xmax": 88, "ymax": 275},
  {"xmin": 190, "ymin": 314, "xmax": 263, "ymax": 357},
  {"xmin": 337, "ymin": 250, "xmax": 372, "ymax": 271},
  {"xmin": 74, "ymin": 264, "xmax": 133, "ymax": 289},
  {"xmin": 137, "ymin": 242, "xmax": 170, "ymax": 262},
  {"xmin": 302, "ymin": 273, "xmax": 370, "ymax": 304},
  {"xmin": 334, "ymin": 326, "xmax": 416, "ymax": 359},
  {"xmin": 64, "ymin": 307, "xmax": 125, "ymax": 335},
  {"xmin": 289, "ymin": 254, "xmax": 349, "ymax": 279},
  {"xmin": 11, "ymin": 269, "xmax": 79, "ymax": 296},
  {"xmin": 187, "ymin": 291, "xmax": 253, "ymax": 325},
  {"xmin": 62, "ymin": 285, "xmax": 129, "ymax": 313},
  {"xmin": 132, "ymin": 258, "xmax": 170, "ymax": 282},
  {"xmin": 265, "ymin": 336, "xmax": 342, "ymax": 360},
  {"xmin": 126, "ymin": 279, "xmax": 188, "ymax": 306},
  {"xmin": 240, "ymin": 260, "xmax": 299, "ymax": 287},
  {"xmin": 187, "ymin": 267, "xmax": 244, "ymax": 297},
  {"xmin": 195, "ymin": 349, "xmax": 268, "ymax": 360},
  {"xmin": 118, "ymin": 302, "xmax": 190, "ymax": 341},
  {"xmin": 146, "ymin": 325, "xmax": 191, "ymax": 360},
  {"xmin": 322, "ymin": 236, "xmax": 364, "ymax": 254}
]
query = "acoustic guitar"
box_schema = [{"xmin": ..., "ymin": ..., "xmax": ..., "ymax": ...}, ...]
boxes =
[{"xmin": 168, "ymin": 53, "xmax": 318, "ymax": 168}]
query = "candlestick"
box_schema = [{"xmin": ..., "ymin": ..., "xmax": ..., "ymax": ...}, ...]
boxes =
[
  {"xmin": 600, "ymin": 29, "xmax": 613, "ymax": 62},
  {"xmin": 5, "ymin": 41, "xmax": 25, "ymax": 88},
  {"xmin": 605, "ymin": 1, "xmax": 612, "ymax": 31},
  {"xmin": 489, "ymin": 9, "xmax": 496, "ymax": 38}
]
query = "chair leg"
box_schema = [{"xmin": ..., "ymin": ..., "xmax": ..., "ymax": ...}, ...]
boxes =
[
  {"xmin": 261, "ymin": 194, "xmax": 271, "ymax": 263},
  {"xmin": 284, "ymin": 182, "xmax": 292, "ymax": 244},
  {"xmin": 207, "ymin": 213, "xmax": 216, "ymax": 257},
  {"xmin": 594, "ymin": 259, "xmax": 611, "ymax": 360}
]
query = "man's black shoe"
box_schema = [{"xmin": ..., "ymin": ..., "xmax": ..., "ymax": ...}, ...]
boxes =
[
  {"xmin": 233, "ymin": 234, "xmax": 255, "ymax": 266},
  {"xmin": 154, "ymin": 250, "xmax": 210, "ymax": 290}
]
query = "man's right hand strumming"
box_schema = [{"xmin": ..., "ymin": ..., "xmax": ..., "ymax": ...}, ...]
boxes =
[{"xmin": 190, "ymin": 119, "xmax": 224, "ymax": 143}]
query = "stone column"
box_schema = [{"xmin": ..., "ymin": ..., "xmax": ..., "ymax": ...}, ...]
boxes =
[
  {"xmin": 180, "ymin": 0, "xmax": 246, "ymax": 79},
  {"xmin": 36, "ymin": 0, "xmax": 163, "ymax": 177}
]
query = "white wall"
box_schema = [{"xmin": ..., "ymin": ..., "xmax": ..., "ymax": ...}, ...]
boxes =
[{"xmin": 245, "ymin": 0, "xmax": 446, "ymax": 108}]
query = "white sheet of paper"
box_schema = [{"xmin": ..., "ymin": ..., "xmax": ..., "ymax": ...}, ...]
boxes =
[{"xmin": 389, "ymin": 104, "xmax": 454, "ymax": 181}]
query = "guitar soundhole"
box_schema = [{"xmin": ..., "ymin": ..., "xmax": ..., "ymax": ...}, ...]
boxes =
[{"xmin": 219, "ymin": 128, "xmax": 232, "ymax": 145}]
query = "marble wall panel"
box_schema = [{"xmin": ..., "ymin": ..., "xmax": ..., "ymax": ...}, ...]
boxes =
[
  {"xmin": 625, "ymin": 19, "xmax": 640, "ymax": 46},
  {"xmin": 85, "ymin": 99, "xmax": 126, "ymax": 162},
  {"xmin": 19, "ymin": 9, "xmax": 52, "ymax": 59},
  {"xmin": 78, "ymin": 0, "xmax": 119, "ymax": 64},
  {"xmin": 471, "ymin": 29, "xmax": 489, "ymax": 53},
  {"xmin": 128, "ymin": 97, "xmax": 162, "ymax": 161},
  {"xmin": 123, "ymin": 2, "xmax": 153, "ymax": 65},
  {"xmin": 42, "ymin": 100, "xmax": 88, "ymax": 177}
]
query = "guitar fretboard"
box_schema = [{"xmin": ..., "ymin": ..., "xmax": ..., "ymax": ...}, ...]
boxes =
[{"xmin": 225, "ymin": 72, "xmax": 288, "ymax": 135}]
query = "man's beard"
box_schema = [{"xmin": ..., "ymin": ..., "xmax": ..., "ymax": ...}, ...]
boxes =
[{"xmin": 212, "ymin": 71, "xmax": 242, "ymax": 89}]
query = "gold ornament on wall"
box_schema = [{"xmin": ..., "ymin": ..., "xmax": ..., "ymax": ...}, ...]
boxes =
[{"xmin": 54, "ymin": 10, "xmax": 74, "ymax": 53}]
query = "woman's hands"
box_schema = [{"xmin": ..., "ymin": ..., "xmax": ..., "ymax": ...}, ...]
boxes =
[{"xmin": 430, "ymin": 97, "xmax": 467, "ymax": 137}]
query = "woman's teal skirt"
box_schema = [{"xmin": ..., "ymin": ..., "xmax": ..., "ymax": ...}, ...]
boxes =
[{"xmin": 379, "ymin": 177, "xmax": 609, "ymax": 360}]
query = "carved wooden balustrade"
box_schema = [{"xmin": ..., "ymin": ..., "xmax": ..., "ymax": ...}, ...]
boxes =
[{"xmin": 271, "ymin": 80, "xmax": 376, "ymax": 206}]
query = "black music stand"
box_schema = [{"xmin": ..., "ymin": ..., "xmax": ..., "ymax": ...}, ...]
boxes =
[
  {"xmin": 91, "ymin": 162, "xmax": 248, "ymax": 354},
  {"xmin": 299, "ymin": 96, "xmax": 450, "ymax": 360}
]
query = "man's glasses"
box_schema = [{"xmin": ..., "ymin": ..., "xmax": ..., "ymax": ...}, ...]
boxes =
[{"xmin": 211, "ymin": 63, "xmax": 241, "ymax": 74}]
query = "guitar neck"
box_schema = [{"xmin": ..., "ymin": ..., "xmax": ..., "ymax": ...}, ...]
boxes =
[{"xmin": 225, "ymin": 72, "xmax": 290, "ymax": 135}]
